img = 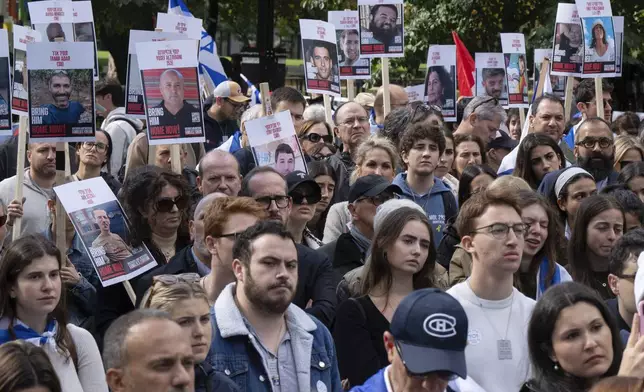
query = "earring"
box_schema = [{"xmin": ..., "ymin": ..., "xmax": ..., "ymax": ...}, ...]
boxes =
[{"xmin": 553, "ymin": 362, "xmax": 559, "ymax": 371}]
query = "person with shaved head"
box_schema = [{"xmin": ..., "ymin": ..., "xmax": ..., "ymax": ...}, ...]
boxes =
[{"xmin": 153, "ymin": 69, "xmax": 201, "ymax": 137}]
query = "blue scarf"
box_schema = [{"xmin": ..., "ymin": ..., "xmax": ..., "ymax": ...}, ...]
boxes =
[
  {"xmin": 0, "ymin": 318, "xmax": 58, "ymax": 348},
  {"xmin": 537, "ymin": 257, "xmax": 562, "ymax": 297}
]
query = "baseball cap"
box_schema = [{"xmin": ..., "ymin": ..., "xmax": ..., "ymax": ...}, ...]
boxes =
[
  {"xmin": 212, "ymin": 81, "xmax": 250, "ymax": 103},
  {"xmin": 348, "ymin": 174, "xmax": 402, "ymax": 203},
  {"xmin": 285, "ymin": 170, "xmax": 321, "ymax": 197},
  {"xmin": 390, "ymin": 288, "xmax": 468, "ymax": 378},
  {"xmin": 354, "ymin": 92, "xmax": 375, "ymax": 108},
  {"xmin": 487, "ymin": 130, "xmax": 518, "ymax": 152}
]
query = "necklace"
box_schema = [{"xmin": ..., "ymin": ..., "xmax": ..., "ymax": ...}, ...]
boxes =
[{"xmin": 466, "ymin": 279, "xmax": 515, "ymax": 360}]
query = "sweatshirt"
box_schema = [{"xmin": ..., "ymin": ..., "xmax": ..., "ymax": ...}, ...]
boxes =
[
  {"xmin": 101, "ymin": 107, "xmax": 143, "ymax": 176},
  {"xmin": 392, "ymin": 173, "xmax": 456, "ymax": 248}
]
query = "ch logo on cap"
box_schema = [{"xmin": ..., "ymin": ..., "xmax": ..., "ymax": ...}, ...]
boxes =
[
  {"xmin": 297, "ymin": 172, "xmax": 306, "ymax": 179},
  {"xmin": 423, "ymin": 313, "xmax": 457, "ymax": 338}
]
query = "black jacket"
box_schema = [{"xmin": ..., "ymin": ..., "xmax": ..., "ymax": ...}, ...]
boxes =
[
  {"xmin": 328, "ymin": 150, "xmax": 355, "ymax": 205},
  {"xmin": 203, "ymin": 102, "xmax": 239, "ymax": 152},
  {"xmin": 319, "ymin": 233, "xmax": 364, "ymax": 289},
  {"xmin": 100, "ymin": 172, "xmax": 122, "ymax": 196},
  {"xmin": 233, "ymin": 147, "xmax": 255, "ymax": 177},
  {"xmin": 436, "ymin": 217, "xmax": 459, "ymax": 270},
  {"xmin": 294, "ymin": 244, "xmax": 337, "ymax": 329},
  {"xmin": 0, "ymin": 135, "xmax": 79, "ymax": 182},
  {"xmin": 195, "ymin": 362, "xmax": 240, "ymax": 392}
]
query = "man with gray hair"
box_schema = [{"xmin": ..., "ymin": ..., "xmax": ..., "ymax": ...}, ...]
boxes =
[
  {"xmin": 454, "ymin": 96, "xmax": 506, "ymax": 144},
  {"xmin": 104, "ymin": 309, "xmax": 195, "ymax": 392}
]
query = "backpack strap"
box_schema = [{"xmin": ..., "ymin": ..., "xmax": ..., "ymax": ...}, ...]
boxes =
[{"xmin": 441, "ymin": 190, "xmax": 458, "ymax": 222}]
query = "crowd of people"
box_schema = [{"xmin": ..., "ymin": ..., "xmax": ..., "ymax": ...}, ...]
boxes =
[{"xmin": 1, "ymin": 75, "xmax": 644, "ymax": 392}]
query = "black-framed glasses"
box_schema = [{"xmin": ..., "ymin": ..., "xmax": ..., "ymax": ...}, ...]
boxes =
[
  {"xmin": 394, "ymin": 342, "xmax": 458, "ymax": 382},
  {"xmin": 301, "ymin": 133, "xmax": 333, "ymax": 144},
  {"xmin": 470, "ymin": 223, "xmax": 528, "ymax": 239},
  {"xmin": 217, "ymin": 231, "xmax": 243, "ymax": 240},
  {"xmin": 255, "ymin": 195, "xmax": 291, "ymax": 210},
  {"xmin": 152, "ymin": 273, "xmax": 201, "ymax": 285},
  {"xmin": 225, "ymin": 98, "xmax": 247, "ymax": 109},
  {"xmin": 290, "ymin": 191, "xmax": 322, "ymax": 205},
  {"xmin": 469, "ymin": 96, "xmax": 498, "ymax": 113},
  {"xmin": 82, "ymin": 141, "xmax": 108, "ymax": 153},
  {"xmin": 155, "ymin": 196, "xmax": 189, "ymax": 213},
  {"xmin": 355, "ymin": 192, "xmax": 395, "ymax": 207},
  {"xmin": 576, "ymin": 137, "xmax": 613, "ymax": 150}
]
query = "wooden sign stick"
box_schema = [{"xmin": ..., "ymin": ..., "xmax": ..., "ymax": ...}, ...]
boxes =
[
  {"xmin": 52, "ymin": 37, "xmax": 68, "ymax": 256},
  {"xmin": 347, "ymin": 80, "xmax": 356, "ymax": 101},
  {"xmin": 594, "ymin": 77, "xmax": 604, "ymax": 119},
  {"xmin": 323, "ymin": 95, "xmax": 333, "ymax": 125},
  {"xmin": 260, "ymin": 82, "xmax": 272, "ymax": 117},
  {"xmin": 381, "ymin": 58, "xmax": 391, "ymax": 116},
  {"xmin": 563, "ymin": 77, "xmax": 575, "ymax": 123}
]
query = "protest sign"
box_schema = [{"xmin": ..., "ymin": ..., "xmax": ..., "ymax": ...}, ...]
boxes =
[
  {"xmin": 136, "ymin": 39, "xmax": 205, "ymax": 145},
  {"xmin": 126, "ymin": 30, "xmax": 183, "ymax": 118},
  {"xmin": 11, "ymin": 26, "xmax": 42, "ymax": 116},
  {"xmin": 27, "ymin": 41, "xmax": 95, "ymax": 142},
  {"xmin": 28, "ymin": 1, "xmax": 74, "ymax": 43},
  {"xmin": 328, "ymin": 11, "xmax": 371, "ymax": 80},
  {"xmin": 405, "ymin": 84, "xmax": 425, "ymax": 103},
  {"xmin": 613, "ymin": 16, "xmax": 624, "ymax": 76},
  {"xmin": 0, "ymin": 30, "xmax": 10, "ymax": 134},
  {"xmin": 357, "ymin": 0, "xmax": 404, "ymax": 58},
  {"xmin": 425, "ymin": 45, "xmax": 457, "ymax": 121},
  {"xmin": 71, "ymin": 1, "xmax": 99, "ymax": 80},
  {"xmin": 500, "ymin": 33, "xmax": 529, "ymax": 108},
  {"xmin": 246, "ymin": 110, "xmax": 307, "ymax": 176},
  {"xmin": 534, "ymin": 49, "xmax": 566, "ymax": 98},
  {"xmin": 156, "ymin": 12, "xmax": 203, "ymax": 40},
  {"xmin": 54, "ymin": 177, "xmax": 157, "ymax": 287},
  {"xmin": 475, "ymin": 53, "xmax": 509, "ymax": 107},
  {"xmin": 552, "ymin": 3, "xmax": 583, "ymax": 76},
  {"xmin": 575, "ymin": 0, "xmax": 616, "ymax": 77},
  {"xmin": 300, "ymin": 19, "xmax": 341, "ymax": 97}
]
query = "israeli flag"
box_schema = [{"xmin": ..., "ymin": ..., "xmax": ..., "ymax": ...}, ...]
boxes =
[
  {"xmin": 240, "ymin": 73, "xmax": 261, "ymax": 107},
  {"xmin": 168, "ymin": 0, "xmax": 228, "ymax": 87}
]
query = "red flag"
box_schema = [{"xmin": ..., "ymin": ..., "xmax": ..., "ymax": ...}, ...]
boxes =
[{"xmin": 452, "ymin": 31, "xmax": 475, "ymax": 97}]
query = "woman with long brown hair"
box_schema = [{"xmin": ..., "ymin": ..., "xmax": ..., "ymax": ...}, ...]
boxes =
[
  {"xmin": 0, "ymin": 235, "xmax": 107, "ymax": 392},
  {"xmin": 0, "ymin": 340, "xmax": 61, "ymax": 392}
]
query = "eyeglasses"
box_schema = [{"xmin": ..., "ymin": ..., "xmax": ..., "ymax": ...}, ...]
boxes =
[
  {"xmin": 576, "ymin": 137, "xmax": 613, "ymax": 150},
  {"xmin": 470, "ymin": 223, "xmax": 528, "ymax": 240},
  {"xmin": 290, "ymin": 191, "xmax": 322, "ymax": 205},
  {"xmin": 217, "ymin": 231, "xmax": 244, "ymax": 240},
  {"xmin": 394, "ymin": 342, "xmax": 458, "ymax": 382},
  {"xmin": 152, "ymin": 273, "xmax": 201, "ymax": 285},
  {"xmin": 301, "ymin": 133, "xmax": 333, "ymax": 144},
  {"xmin": 355, "ymin": 192, "xmax": 395, "ymax": 206},
  {"xmin": 82, "ymin": 141, "xmax": 108, "ymax": 153},
  {"xmin": 0, "ymin": 215, "xmax": 7, "ymax": 227},
  {"xmin": 338, "ymin": 116, "xmax": 369, "ymax": 127},
  {"xmin": 255, "ymin": 195, "xmax": 291, "ymax": 210},
  {"xmin": 155, "ymin": 196, "xmax": 189, "ymax": 213},
  {"xmin": 585, "ymin": 99, "xmax": 613, "ymax": 108},
  {"xmin": 225, "ymin": 98, "xmax": 247, "ymax": 109},
  {"xmin": 469, "ymin": 96, "xmax": 498, "ymax": 113}
]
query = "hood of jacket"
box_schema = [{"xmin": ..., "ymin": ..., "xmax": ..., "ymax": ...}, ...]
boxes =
[
  {"xmin": 392, "ymin": 172, "xmax": 451, "ymax": 199},
  {"xmin": 102, "ymin": 107, "xmax": 143, "ymax": 130}
]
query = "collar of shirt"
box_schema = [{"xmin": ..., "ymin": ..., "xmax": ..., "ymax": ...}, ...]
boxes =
[
  {"xmin": 384, "ymin": 365, "xmax": 394, "ymax": 392},
  {"xmin": 191, "ymin": 247, "xmax": 211, "ymax": 276}
]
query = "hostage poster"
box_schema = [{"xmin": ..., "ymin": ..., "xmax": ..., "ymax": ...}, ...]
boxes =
[
  {"xmin": 0, "ymin": 30, "xmax": 10, "ymax": 134},
  {"xmin": 475, "ymin": 52, "xmax": 509, "ymax": 107},
  {"xmin": 328, "ymin": 10, "xmax": 371, "ymax": 80},
  {"xmin": 11, "ymin": 25, "xmax": 42, "ymax": 116},
  {"xmin": 357, "ymin": 0, "xmax": 404, "ymax": 57},
  {"xmin": 575, "ymin": 0, "xmax": 616, "ymax": 77},
  {"xmin": 551, "ymin": 3, "xmax": 583, "ymax": 76},
  {"xmin": 300, "ymin": 19, "xmax": 341, "ymax": 97},
  {"xmin": 425, "ymin": 45, "xmax": 457, "ymax": 122},
  {"xmin": 500, "ymin": 33, "xmax": 529, "ymax": 108}
]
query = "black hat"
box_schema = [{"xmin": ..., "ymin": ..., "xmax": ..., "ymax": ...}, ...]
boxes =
[
  {"xmin": 488, "ymin": 130, "xmax": 518, "ymax": 152},
  {"xmin": 348, "ymin": 174, "xmax": 402, "ymax": 203},
  {"xmin": 285, "ymin": 171, "xmax": 321, "ymax": 202}
]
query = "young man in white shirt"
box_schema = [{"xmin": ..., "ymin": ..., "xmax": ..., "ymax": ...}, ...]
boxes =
[{"xmin": 447, "ymin": 187, "xmax": 536, "ymax": 392}]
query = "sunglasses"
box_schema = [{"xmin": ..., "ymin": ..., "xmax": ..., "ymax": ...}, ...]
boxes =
[
  {"xmin": 355, "ymin": 192, "xmax": 395, "ymax": 206},
  {"xmin": 302, "ymin": 133, "xmax": 333, "ymax": 144},
  {"xmin": 290, "ymin": 192, "xmax": 322, "ymax": 205},
  {"xmin": 155, "ymin": 196, "xmax": 189, "ymax": 213},
  {"xmin": 152, "ymin": 273, "xmax": 201, "ymax": 285}
]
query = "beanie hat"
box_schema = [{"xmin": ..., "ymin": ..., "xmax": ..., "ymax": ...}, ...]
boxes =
[{"xmin": 373, "ymin": 199, "xmax": 425, "ymax": 234}]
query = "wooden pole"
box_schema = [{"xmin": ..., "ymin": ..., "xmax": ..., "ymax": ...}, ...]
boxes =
[
  {"xmin": 170, "ymin": 145, "xmax": 182, "ymax": 174},
  {"xmin": 53, "ymin": 37, "xmax": 68, "ymax": 256},
  {"xmin": 563, "ymin": 77, "xmax": 575, "ymax": 123},
  {"xmin": 347, "ymin": 80, "xmax": 355, "ymax": 101},
  {"xmin": 381, "ymin": 58, "xmax": 391, "ymax": 116},
  {"xmin": 259, "ymin": 82, "xmax": 272, "ymax": 116},
  {"xmin": 594, "ymin": 77, "xmax": 604, "ymax": 119},
  {"xmin": 323, "ymin": 95, "xmax": 333, "ymax": 125},
  {"xmin": 12, "ymin": 111, "xmax": 28, "ymax": 238},
  {"xmin": 534, "ymin": 58, "xmax": 550, "ymax": 101},
  {"xmin": 519, "ymin": 108, "xmax": 526, "ymax": 131}
]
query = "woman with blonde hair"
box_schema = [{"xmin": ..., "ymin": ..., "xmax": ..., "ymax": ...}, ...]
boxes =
[
  {"xmin": 323, "ymin": 136, "xmax": 400, "ymax": 243},
  {"xmin": 613, "ymin": 135, "xmax": 644, "ymax": 172},
  {"xmin": 140, "ymin": 273, "xmax": 238, "ymax": 392}
]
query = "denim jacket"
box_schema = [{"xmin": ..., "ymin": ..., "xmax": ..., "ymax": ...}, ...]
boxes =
[{"xmin": 208, "ymin": 283, "xmax": 342, "ymax": 392}]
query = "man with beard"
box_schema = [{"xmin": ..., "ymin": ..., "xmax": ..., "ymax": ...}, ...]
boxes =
[
  {"xmin": 363, "ymin": 4, "xmax": 402, "ymax": 48},
  {"xmin": 40, "ymin": 71, "xmax": 85, "ymax": 125},
  {"xmin": 309, "ymin": 43, "xmax": 334, "ymax": 81},
  {"xmin": 240, "ymin": 166, "xmax": 336, "ymax": 328},
  {"xmin": 209, "ymin": 221, "xmax": 342, "ymax": 392},
  {"xmin": 274, "ymin": 143, "xmax": 296, "ymax": 176},
  {"xmin": 339, "ymin": 30, "xmax": 360, "ymax": 67},
  {"xmin": 574, "ymin": 117, "xmax": 619, "ymax": 189},
  {"xmin": 0, "ymin": 143, "xmax": 57, "ymax": 241},
  {"xmin": 205, "ymin": 81, "xmax": 250, "ymax": 151},
  {"xmin": 91, "ymin": 209, "xmax": 134, "ymax": 264},
  {"xmin": 481, "ymin": 68, "xmax": 506, "ymax": 99},
  {"xmin": 153, "ymin": 69, "xmax": 200, "ymax": 135},
  {"xmin": 392, "ymin": 122, "xmax": 457, "ymax": 248}
]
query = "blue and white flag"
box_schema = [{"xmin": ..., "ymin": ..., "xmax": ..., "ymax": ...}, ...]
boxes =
[
  {"xmin": 240, "ymin": 73, "xmax": 261, "ymax": 107},
  {"xmin": 168, "ymin": 0, "xmax": 227, "ymax": 88}
]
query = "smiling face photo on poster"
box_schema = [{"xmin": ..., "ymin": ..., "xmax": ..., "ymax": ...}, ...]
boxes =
[
  {"xmin": 583, "ymin": 17, "xmax": 615, "ymax": 63},
  {"xmin": 305, "ymin": 40, "xmax": 337, "ymax": 82}
]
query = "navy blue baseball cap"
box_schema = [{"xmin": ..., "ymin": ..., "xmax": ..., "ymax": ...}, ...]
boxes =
[
  {"xmin": 348, "ymin": 174, "xmax": 402, "ymax": 203},
  {"xmin": 390, "ymin": 288, "xmax": 468, "ymax": 378}
]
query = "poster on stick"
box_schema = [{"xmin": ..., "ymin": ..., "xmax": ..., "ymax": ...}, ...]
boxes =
[
  {"xmin": 11, "ymin": 26, "xmax": 42, "ymax": 116},
  {"xmin": 475, "ymin": 53, "xmax": 509, "ymax": 107},
  {"xmin": 551, "ymin": 3, "xmax": 583, "ymax": 76},
  {"xmin": 425, "ymin": 45, "xmax": 456, "ymax": 122},
  {"xmin": 135, "ymin": 39, "xmax": 205, "ymax": 145},
  {"xmin": 54, "ymin": 177, "xmax": 157, "ymax": 287},
  {"xmin": 71, "ymin": 1, "xmax": 99, "ymax": 80},
  {"xmin": 575, "ymin": 0, "xmax": 616, "ymax": 77},
  {"xmin": 500, "ymin": 33, "xmax": 529, "ymax": 108},
  {"xmin": 245, "ymin": 110, "xmax": 307, "ymax": 177},
  {"xmin": 299, "ymin": 19, "xmax": 341, "ymax": 97},
  {"xmin": 125, "ymin": 30, "xmax": 183, "ymax": 118},
  {"xmin": 28, "ymin": 1, "xmax": 74, "ymax": 43},
  {"xmin": 534, "ymin": 49, "xmax": 566, "ymax": 99},
  {"xmin": 613, "ymin": 16, "xmax": 624, "ymax": 76},
  {"xmin": 156, "ymin": 12, "xmax": 203, "ymax": 40},
  {"xmin": 328, "ymin": 11, "xmax": 371, "ymax": 80},
  {"xmin": 0, "ymin": 30, "xmax": 11, "ymax": 134},
  {"xmin": 357, "ymin": 0, "xmax": 404, "ymax": 58},
  {"xmin": 27, "ymin": 41, "xmax": 95, "ymax": 142}
]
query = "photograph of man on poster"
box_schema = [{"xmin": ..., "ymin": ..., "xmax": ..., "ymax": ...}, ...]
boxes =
[
  {"xmin": 554, "ymin": 23, "xmax": 583, "ymax": 64},
  {"xmin": 362, "ymin": 4, "xmax": 403, "ymax": 47},
  {"xmin": 46, "ymin": 23, "xmax": 67, "ymax": 42},
  {"xmin": 91, "ymin": 209, "xmax": 134, "ymax": 264},
  {"xmin": 153, "ymin": 68, "xmax": 199, "ymax": 127},
  {"xmin": 305, "ymin": 41, "xmax": 337, "ymax": 82},
  {"xmin": 275, "ymin": 143, "xmax": 296, "ymax": 176},
  {"xmin": 339, "ymin": 29, "xmax": 360, "ymax": 67},
  {"xmin": 38, "ymin": 70, "xmax": 86, "ymax": 125},
  {"xmin": 481, "ymin": 68, "xmax": 506, "ymax": 99}
]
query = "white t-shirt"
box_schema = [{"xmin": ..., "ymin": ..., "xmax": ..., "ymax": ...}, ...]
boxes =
[{"xmin": 447, "ymin": 282, "xmax": 535, "ymax": 392}]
